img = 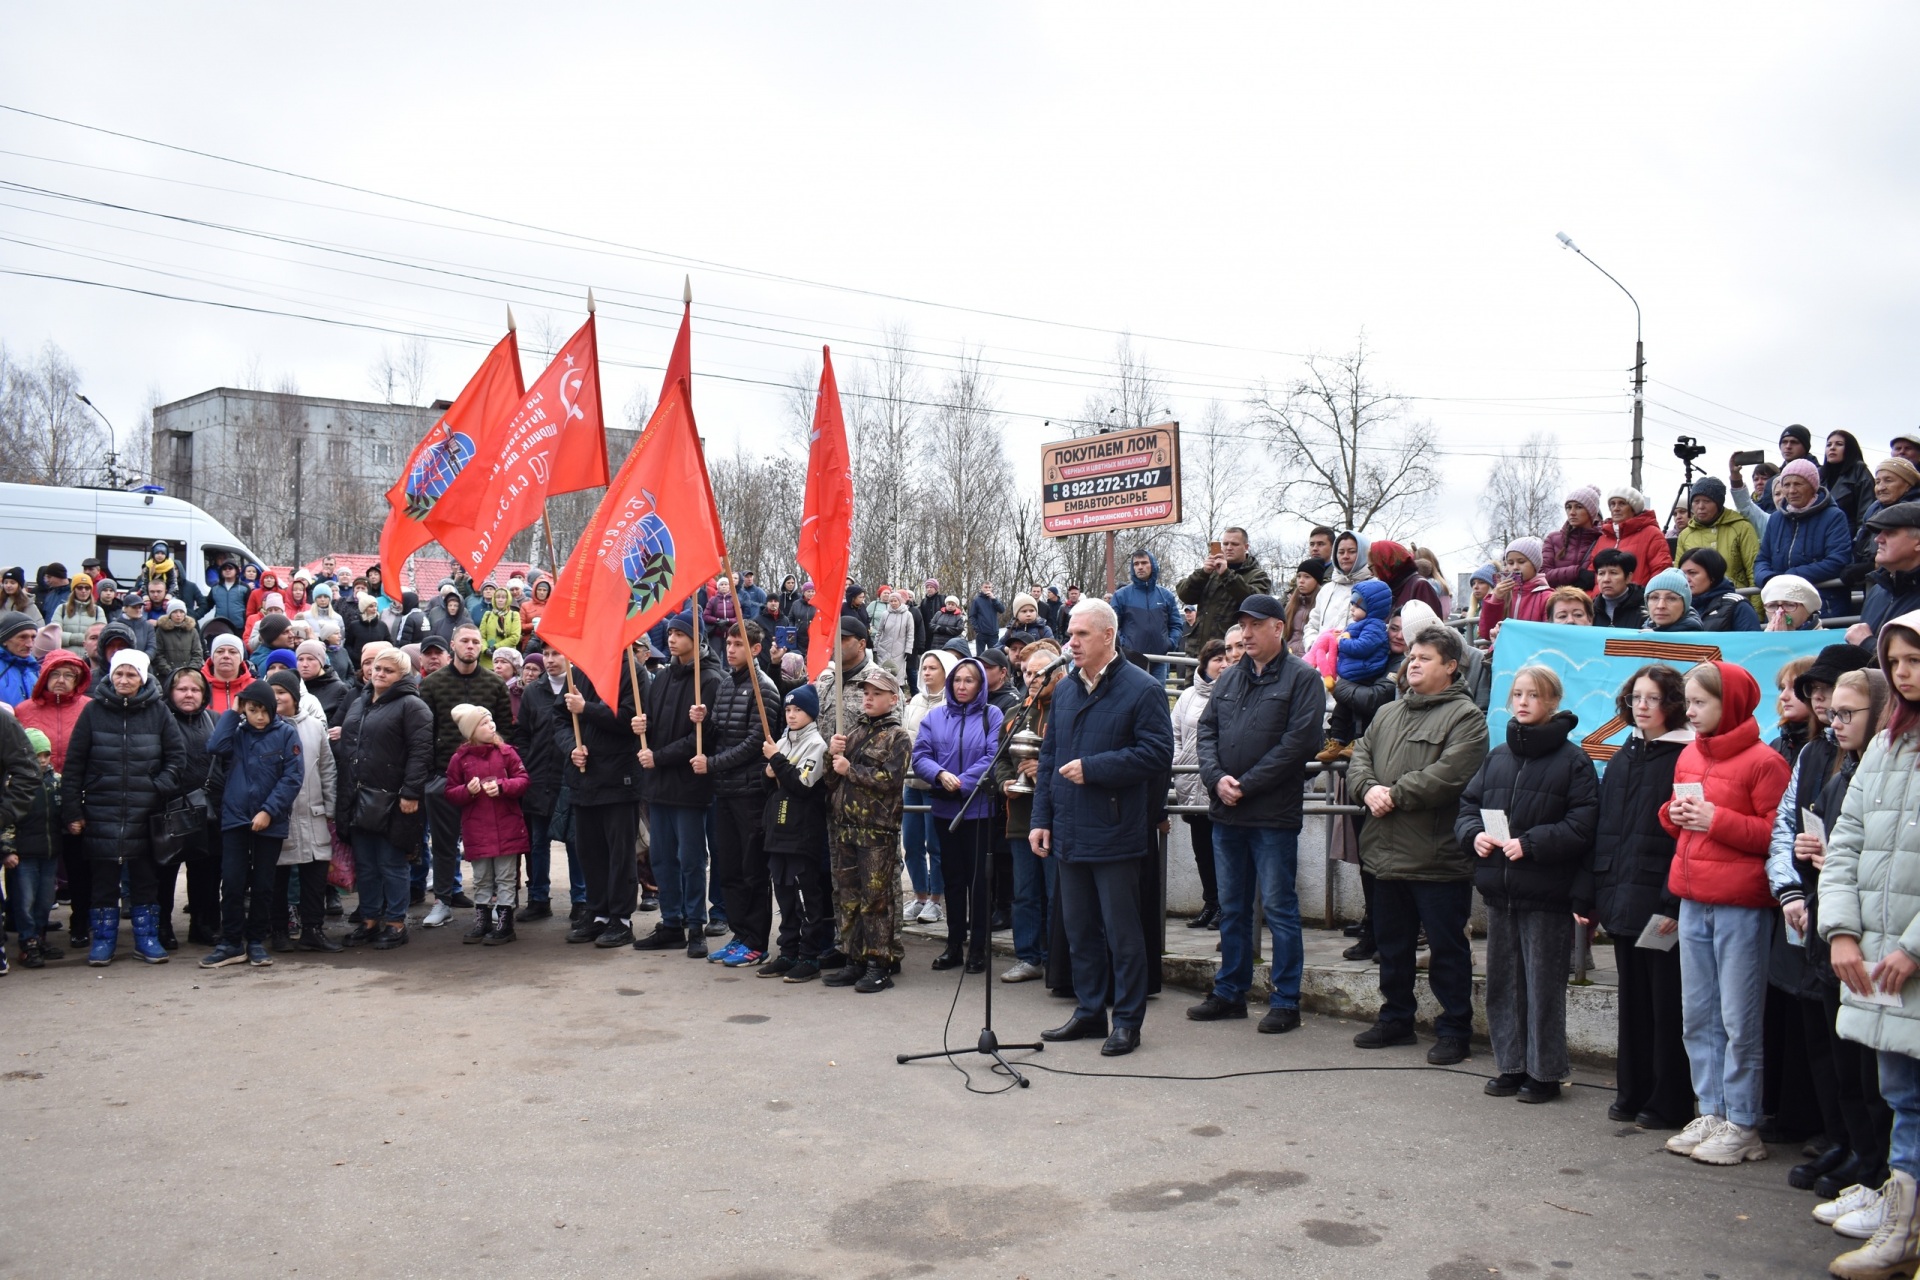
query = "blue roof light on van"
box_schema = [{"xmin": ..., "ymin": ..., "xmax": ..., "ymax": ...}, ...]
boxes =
[{"xmin": 135, "ymin": 484, "xmax": 166, "ymax": 495}]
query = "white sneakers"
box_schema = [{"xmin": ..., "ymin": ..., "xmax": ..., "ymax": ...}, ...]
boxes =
[
  {"xmin": 1820, "ymin": 1182, "xmax": 1886, "ymax": 1229},
  {"xmin": 1665, "ymin": 1115, "xmax": 1722, "ymax": 1156},
  {"xmin": 1662, "ymin": 1115, "xmax": 1768, "ymax": 1165},
  {"xmin": 421, "ymin": 901, "xmax": 453, "ymax": 928},
  {"xmin": 902, "ymin": 899, "xmax": 925, "ymax": 923},
  {"xmin": 1000, "ymin": 961, "xmax": 1043, "ymax": 983},
  {"xmin": 1829, "ymin": 1171, "xmax": 1920, "ymax": 1278},
  {"xmin": 919, "ymin": 901, "xmax": 943, "ymax": 924},
  {"xmin": 1835, "ymin": 1185, "xmax": 1893, "ymax": 1241},
  {"xmin": 1689, "ymin": 1121, "xmax": 1769, "ymax": 1166}
]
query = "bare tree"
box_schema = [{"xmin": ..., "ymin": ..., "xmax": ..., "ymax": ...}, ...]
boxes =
[
  {"xmin": 1476, "ymin": 432, "xmax": 1565, "ymax": 558},
  {"xmin": 846, "ymin": 324, "xmax": 927, "ymax": 591},
  {"xmin": 0, "ymin": 342, "xmax": 111, "ymax": 486},
  {"xmin": 1249, "ymin": 338, "xmax": 1441, "ymax": 540},
  {"xmin": 368, "ymin": 337, "xmax": 432, "ymax": 405},
  {"xmin": 1177, "ymin": 399, "xmax": 1257, "ymax": 562},
  {"xmin": 926, "ymin": 350, "xmax": 1013, "ymax": 594}
]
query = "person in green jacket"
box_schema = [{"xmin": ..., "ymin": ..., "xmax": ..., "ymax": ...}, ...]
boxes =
[
  {"xmin": 1819, "ymin": 609, "xmax": 1920, "ymax": 1277},
  {"xmin": 1346, "ymin": 622, "xmax": 1490, "ymax": 1067},
  {"xmin": 1675, "ymin": 477, "xmax": 1761, "ymax": 591},
  {"xmin": 1177, "ymin": 527, "xmax": 1272, "ymax": 657}
]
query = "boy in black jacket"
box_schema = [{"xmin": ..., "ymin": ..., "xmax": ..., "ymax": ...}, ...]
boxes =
[
  {"xmin": 757, "ymin": 685, "xmax": 833, "ymax": 982},
  {"xmin": 5, "ymin": 724, "xmax": 63, "ymax": 969}
]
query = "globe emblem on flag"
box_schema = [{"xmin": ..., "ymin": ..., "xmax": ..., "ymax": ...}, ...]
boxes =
[
  {"xmin": 617, "ymin": 493, "xmax": 676, "ymax": 617},
  {"xmin": 403, "ymin": 431, "xmax": 476, "ymax": 518}
]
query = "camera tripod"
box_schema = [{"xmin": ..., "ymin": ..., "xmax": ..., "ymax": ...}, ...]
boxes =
[{"xmin": 1668, "ymin": 435, "xmax": 1708, "ymax": 541}]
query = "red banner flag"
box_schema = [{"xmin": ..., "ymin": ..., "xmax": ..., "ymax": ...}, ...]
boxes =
[
  {"xmin": 796, "ymin": 347, "xmax": 853, "ymax": 679},
  {"xmin": 378, "ymin": 331, "xmax": 526, "ymax": 591},
  {"xmin": 535, "ymin": 378, "xmax": 726, "ymax": 702},
  {"xmin": 426, "ymin": 314, "xmax": 610, "ymax": 583},
  {"xmin": 662, "ymin": 286, "xmax": 691, "ymax": 407}
]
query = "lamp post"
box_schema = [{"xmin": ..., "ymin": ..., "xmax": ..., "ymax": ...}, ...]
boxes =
[
  {"xmin": 75, "ymin": 393, "xmax": 123, "ymax": 488},
  {"xmin": 1555, "ymin": 233, "xmax": 1646, "ymax": 491}
]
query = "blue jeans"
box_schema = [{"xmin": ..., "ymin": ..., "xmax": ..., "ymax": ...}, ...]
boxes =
[
  {"xmin": 650, "ymin": 802, "xmax": 710, "ymax": 929},
  {"xmin": 901, "ymin": 793, "xmax": 945, "ymax": 896},
  {"xmin": 1211, "ymin": 824, "xmax": 1302, "ymax": 1009},
  {"xmin": 1678, "ymin": 899, "xmax": 1772, "ymax": 1128},
  {"xmin": 7, "ymin": 857, "xmax": 58, "ymax": 941},
  {"xmin": 1880, "ymin": 1051, "xmax": 1920, "ymax": 1179},
  {"xmin": 350, "ymin": 831, "xmax": 412, "ymax": 926},
  {"xmin": 1010, "ymin": 838, "xmax": 1055, "ymax": 965},
  {"xmin": 523, "ymin": 812, "xmax": 584, "ymax": 905}
]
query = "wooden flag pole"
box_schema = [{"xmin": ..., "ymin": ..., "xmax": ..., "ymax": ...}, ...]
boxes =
[
  {"xmin": 626, "ymin": 646, "xmax": 648, "ymax": 751},
  {"xmin": 537, "ymin": 499, "xmax": 582, "ymax": 754},
  {"xmin": 721, "ymin": 554, "xmax": 773, "ymax": 741},
  {"xmin": 690, "ymin": 601, "xmax": 705, "ymax": 757}
]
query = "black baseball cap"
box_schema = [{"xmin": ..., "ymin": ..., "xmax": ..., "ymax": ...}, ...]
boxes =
[
  {"xmin": 1234, "ymin": 594, "xmax": 1286, "ymax": 622},
  {"xmin": 419, "ymin": 634, "xmax": 450, "ymax": 654}
]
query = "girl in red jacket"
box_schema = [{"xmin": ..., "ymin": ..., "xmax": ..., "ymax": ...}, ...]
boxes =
[
  {"xmin": 447, "ymin": 703, "xmax": 531, "ymax": 946},
  {"xmin": 1659, "ymin": 661, "xmax": 1792, "ymax": 1168}
]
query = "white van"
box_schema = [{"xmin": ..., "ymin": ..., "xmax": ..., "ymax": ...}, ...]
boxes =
[{"xmin": 0, "ymin": 482, "xmax": 264, "ymax": 588}]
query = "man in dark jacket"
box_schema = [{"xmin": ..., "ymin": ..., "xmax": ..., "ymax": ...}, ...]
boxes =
[
  {"xmin": 1031, "ymin": 599, "xmax": 1175, "ymax": 1057},
  {"xmin": 1191, "ymin": 594, "xmax": 1327, "ymax": 1034},
  {"xmin": 513, "ymin": 648, "xmax": 580, "ymax": 921},
  {"xmin": 1177, "ymin": 527, "xmax": 1272, "ymax": 657},
  {"xmin": 1112, "ymin": 550, "xmax": 1184, "ymax": 680},
  {"xmin": 917, "ymin": 579, "xmax": 944, "ymax": 644},
  {"xmin": 199, "ymin": 678, "xmax": 302, "ymax": 967},
  {"xmin": 1591, "ymin": 549, "xmax": 1647, "ymax": 630},
  {"xmin": 708, "ymin": 621, "xmax": 779, "ymax": 967},
  {"xmin": 632, "ymin": 614, "xmax": 722, "ymax": 954},
  {"xmin": 560, "ymin": 664, "xmax": 643, "ymax": 948},
  {"xmin": 968, "ymin": 583, "xmax": 1004, "ymax": 657},
  {"xmin": 1852, "ymin": 503, "xmax": 1920, "ymax": 658},
  {"xmin": 417, "ymin": 624, "xmax": 513, "ymax": 922},
  {"xmin": 1346, "ymin": 624, "xmax": 1490, "ymax": 1065}
]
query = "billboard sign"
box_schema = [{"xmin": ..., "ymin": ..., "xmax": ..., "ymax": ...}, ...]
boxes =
[{"xmin": 1040, "ymin": 422, "xmax": 1181, "ymax": 537}]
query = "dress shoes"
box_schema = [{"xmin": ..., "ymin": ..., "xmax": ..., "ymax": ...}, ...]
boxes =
[
  {"xmin": 1041, "ymin": 1015, "xmax": 1109, "ymax": 1042},
  {"xmin": 1101, "ymin": 1028, "xmax": 1141, "ymax": 1057}
]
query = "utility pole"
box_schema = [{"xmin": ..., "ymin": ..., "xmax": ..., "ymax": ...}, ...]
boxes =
[
  {"xmin": 1556, "ymin": 233, "xmax": 1646, "ymax": 491},
  {"xmin": 291, "ymin": 433, "xmax": 304, "ymax": 569}
]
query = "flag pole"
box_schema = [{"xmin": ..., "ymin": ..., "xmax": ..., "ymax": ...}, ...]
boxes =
[
  {"xmin": 691, "ymin": 598, "xmax": 705, "ymax": 758},
  {"xmin": 538, "ymin": 499, "xmax": 582, "ymax": 753},
  {"xmin": 720, "ymin": 554, "xmax": 773, "ymax": 741},
  {"xmin": 626, "ymin": 646, "xmax": 648, "ymax": 751}
]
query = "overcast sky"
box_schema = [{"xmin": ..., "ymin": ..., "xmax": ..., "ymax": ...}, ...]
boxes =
[{"xmin": 4, "ymin": 3, "xmax": 1916, "ymax": 571}]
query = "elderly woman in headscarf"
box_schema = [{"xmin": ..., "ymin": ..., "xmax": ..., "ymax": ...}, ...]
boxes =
[{"xmin": 1367, "ymin": 539, "xmax": 1446, "ymax": 616}]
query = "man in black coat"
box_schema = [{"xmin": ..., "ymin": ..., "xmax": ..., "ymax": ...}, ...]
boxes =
[
  {"xmin": 417, "ymin": 623, "xmax": 514, "ymax": 923},
  {"xmin": 560, "ymin": 664, "xmax": 642, "ymax": 947},
  {"xmin": 632, "ymin": 614, "xmax": 722, "ymax": 954},
  {"xmin": 1189, "ymin": 594, "xmax": 1328, "ymax": 1034},
  {"xmin": 708, "ymin": 621, "xmax": 779, "ymax": 966},
  {"xmin": 1031, "ymin": 599, "xmax": 1175, "ymax": 1058},
  {"xmin": 514, "ymin": 647, "xmax": 585, "ymax": 922},
  {"xmin": 1851, "ymin": 503, "xmax": 1920, "ymax": 657}
]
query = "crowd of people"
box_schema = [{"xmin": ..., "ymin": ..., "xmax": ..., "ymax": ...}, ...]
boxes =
[{"xmin": 7, "ymin": 422, "xmax": 1920, "ymax": 1276}]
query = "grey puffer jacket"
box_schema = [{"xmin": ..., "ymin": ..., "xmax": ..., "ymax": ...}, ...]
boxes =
[{"xmin": 1819, "ymin": 730, "xmax": 1920, "ymax": 1057}]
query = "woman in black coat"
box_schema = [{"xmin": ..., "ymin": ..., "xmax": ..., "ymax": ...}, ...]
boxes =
[
  {"xmin": 1576, "ymin": 663, "xmax": 1697, "ymax": 1128},
  {"xmin": 1680, "ymin": 549, "xmax": 1762, "ymax": 633},
  {"xmin": 1457, "ymin": 665, "xmax": 1600, "ymax": 1103},
  {"xmin": 159, "ymin": 667, "xmax": 225, "ymax": 949},
  {"xmin": 337, "ymin": 647, "xmax": 434, "ymax": 948},
  {"xmin": 60, "ymin": 649, "xmax": 187, "ymax": 966},
  {"xmin": 1820, "ymin": 429, "xmax": 1876, "ymax": 534}
]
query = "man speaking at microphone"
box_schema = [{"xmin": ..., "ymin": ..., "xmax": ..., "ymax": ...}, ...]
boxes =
[{"xmin": 1029, "ymin": 599, "xmax": 1174, "ymax": 1057}]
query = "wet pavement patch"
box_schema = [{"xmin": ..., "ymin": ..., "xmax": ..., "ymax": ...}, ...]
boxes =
[{"xmin": 1109, "ymin": 1169, "xmax": 1308, "ymax": 1213}]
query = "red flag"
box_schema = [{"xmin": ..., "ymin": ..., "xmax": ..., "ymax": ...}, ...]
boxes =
[
  {"xmin": 378, "ymin": 331, "xmax": 525, "ymax": 590},
  {"xmin": 661, "ymin": 286, "xmax": 691, "ymax": 407},
  {"xmin": 796, "ymin": 347, "xmax": 853, "ymax": 678},
  {"xmin": 535, "ymin": 379, "xmax": 726, "ymax": 701},
  {"xmin": 426, "ymin": 315, "xmax": 610, "ymax": 583}
]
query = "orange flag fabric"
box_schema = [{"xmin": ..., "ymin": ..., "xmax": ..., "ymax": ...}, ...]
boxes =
[
  {"xmin": 426, "ymin": 315, "xmax": 610, "ymax": 583},
  {"xmin": 378, "ymin": 331, "xmax": 525, "ymax": 590},
  {"xmin": 796, "ymin": 347, "xmax": 853, "ymax": 678},
  {"xmin": 535, "ymin": 379, "xmax": 726, "ymax": 701}
]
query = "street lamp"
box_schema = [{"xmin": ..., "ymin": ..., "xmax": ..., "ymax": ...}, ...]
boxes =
[
  {"xmin": 75, "ymin": 392, "xmax": 124, "ymax": 488},
  {"xmin": 1555, "ymin": 233, "xmax": 1646, "ymax": 490}
]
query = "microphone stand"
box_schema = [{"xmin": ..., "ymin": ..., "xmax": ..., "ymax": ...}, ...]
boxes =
[{"xmin": 896, "ymin": 677, "xmax": 1053, "ymax": 1087}]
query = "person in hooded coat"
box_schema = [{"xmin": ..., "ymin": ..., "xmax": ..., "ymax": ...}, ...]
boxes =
[
  {"xmin": 1591, "ymin": 488, "xmax": 1674, "ymax": 586},
  {"xmin": 0, "ymin": 612, "xmax": 41, "ymax": 707},
  {"xmin": 1541, "ymin": 486, "xmax": 1603, "ymax": 590},
  {"xmin": 430, "ymin": 590, "xmax": 470, "ymax": 646},
  {"xmin": 912, "ymin": 656, "xmax": 1004, "ymax": 972},
  {"xmin": 381, "ymin": 590, "xmax": 428, "ymax": 649},
  {"xmin": 265, "ymin": 670, "xmax": 339, "ymax": 954},
  {"xmin": 1457, "ymin": 666, "xmax": 1600, "ymax": 1103},
  {"xmin": 60, "ymin": 649, "xmax": 187, "ymax": 965},
  {"xmin": 201, "ymin": 678, "xmax": 308, "ymax": 967},
  {"xmin": 1111, "ymin": 550, "xmax": 1183, "ymax": 679},
  {"xmin": 1679, "ymin": 548, "xmax": 1763, "ymax": 633},
  {"xmin": 1821, "ymin": 429, "xmax": 1878, "ymax": 534},
  {"xmin": 1676, "ymin": 477, "xmax": 1761, "ymax": 590},
  {"xmin": 1658, "ymin": 661, "xmax": 1793, "ymax": 1167},
  {"xmin": 1303, "ymin": 530, "xmax": 1371, "ymax": 653},
  {"xmin": 1755, "ymin": 458, "xmax": 1855, "ymax": 618},
  {"xmin": 160, "ymin": 666, "xmax": 223, "ymax": 949}
]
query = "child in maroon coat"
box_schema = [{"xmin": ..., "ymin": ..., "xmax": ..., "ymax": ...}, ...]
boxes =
[{"xmin": 447, "ymin": 703, "xmax": 531, "ymax": 945}]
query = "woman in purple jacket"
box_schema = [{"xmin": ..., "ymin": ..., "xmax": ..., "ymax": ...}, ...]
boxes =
[
  {"xmin": 911, "ymin": 657, "xmax": 1004, "ymax": 972},
  {"xmin": 1541, "ymin": 485, "xmax": 1603, "ymax": 590}
]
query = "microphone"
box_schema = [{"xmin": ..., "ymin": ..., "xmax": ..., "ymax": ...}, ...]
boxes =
[{"xmin": 1037, "ymin": 652, "xmax": 1073, "ymax": 679}]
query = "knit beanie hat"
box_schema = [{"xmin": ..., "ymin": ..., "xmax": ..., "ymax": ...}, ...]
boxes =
[
  {"xmin": 1645, "ymin": 567, "xmax": 1691, "ymax": 601},
  {"xmin": 108, "ymin": 648, "xmax": 151, "ymax": 680},
  {"xmin": 263, "ymin": 593, "xmax": 285, "ymax": 611},
  {"xmin": 23, "ymin": 727, "xmax": 50, "ymax": 756},
  {"xmin": 1607, "ymin": 486, "xmax": 1649, "ymax": 515},
  {"xmin": 210, "ymin": 634, "xmax": 245, "ymax": 657},
  {"xmin": 784, "ymin": 684, "xmax": 820, "ymax": 721},
  {"xmin": 1690, "ymin": 476, "xmax": 1728, "ymax": 508},
  {"xmin": 165, "ymin": 597, "xmax": 188, "ymax": 616},
  {"xmin": 1296, "ymin": 557, "xmax": 1330, "ymax": 583},
  {"xmin": 494, "ymin": 646, "xmax": 524, "ymax": 671},
  {"xmin": 266, "ymin": 670, "xmax": 303, "ymax": 707},
  {"xmin": 1781, "ymin": 424, "xmax": 1813, "ymax": 451},
  {"xmin": 1504, "ymin": 537, "xmax": 1545, "ymax": 572},
  {"xmin": 31, "ymin": 624, "xmax": 62, "ymax": 661},
  {"xmin": 1780, "ymin": 458, "xmax": 1821, "ymax": 487},
  {"xmin": 0, "ymin": 613, "xmax": 35, "ymax": 645},
  {"xmin": 236, "ymin": 678, "xmax": 277, "ymax": 710},
  {"xmin": 1877, "ymin": 457, "xmax": 1920, "ymax": 491},
  {"xmin": 1469, "ymin": 563, "xmax": 1499, "ymax": 588},
  {"xmin": 295, "ymin": 639, "xmax": 329, "ymax": 663},
  {"xmin": 265, "ymin": 648, "xmax": 298, "ymax": 671},
  {"xmin": 1565, "ymin": 485, "xmax": 1602, "ymax": 523},
  {"xmin": 451, "ymin": 703, "xmax": 492, "ymax": 742}
]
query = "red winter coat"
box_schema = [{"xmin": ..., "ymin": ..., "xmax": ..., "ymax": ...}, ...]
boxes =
[
  {"xmin": 202, "ymin": 659, "xmax": 252, "ymax": 716},
  {"xmin": 445, "ymin": 741, "xmax": 531, "ymax": 860},
  {"xmin": 1476, "ymin": 574, "xmax": 1552, "ymax": 643},
  {"xmin": 1659, "ymin": 662, "xmax": 1790, "ymax": 910},
  {"xmin": 1589, "ymin": 509, "xmax": 1673, "ymax": 586},
  {"xmin": 14, "ymin": 650, "xmax": 91, "ymax": 772}
]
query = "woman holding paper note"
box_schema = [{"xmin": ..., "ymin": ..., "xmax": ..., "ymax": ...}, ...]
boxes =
[
  {"xmin": 1659, "ymin": 661, "xmax": 1793, "ymax": 1168},
  {"xmin": 1580, "ymin": 663, "xmax": 1696, "ymax": 1130},
  {"xmin": 1456, "ymin": 665, "xmax": 1599, "ymax": 1103},
  {"xmin": 1818, "ymin": 611, "xmax": 1920, "ymax": 1277}
]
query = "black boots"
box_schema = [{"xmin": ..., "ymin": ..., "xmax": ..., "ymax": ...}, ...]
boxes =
[
  {"xmin": 1185, "ymin": 904, "xmax": 1220, "ymax": 929},
  {"xmin": 483, "ymin": 905, "xmax": 516, "ymax": 946},
  {"xmin": 854, "ymin": 959, "xmax": 893, "ymax": 993},
  {"xmin": 463, "ymin": 906, "xmax": 491, "ymax": 944},
  {"xmin": 296, "ymin": 925, "xmax": 344, "ymax": 953}
]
